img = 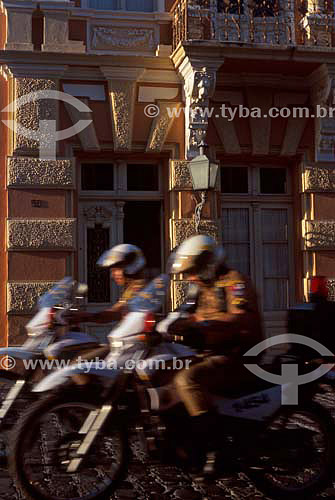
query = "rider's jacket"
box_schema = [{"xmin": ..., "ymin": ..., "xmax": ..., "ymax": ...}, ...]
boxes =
[
  {"xmin": 193, "ymin": 269, "xmax": 264, "ymax": 356},
  {"xmin": 108, "ymin": 278, "xmax": 147, "ymax": 319}
]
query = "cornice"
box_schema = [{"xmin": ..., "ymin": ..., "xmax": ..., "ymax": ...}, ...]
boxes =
[
  {"xmin": 171, "ymin": 42, "xmax": 335, "ymax": 69},
  {"xmin": 3, "ymin": 63, "xmax": 69, "ymax": 79},
  {"xmin": 0, "ymin": 50, "xmax": 175, "ymax": 71}
]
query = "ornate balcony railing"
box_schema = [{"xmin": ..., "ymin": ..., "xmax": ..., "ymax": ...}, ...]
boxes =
[{"xmin": 172, "ymin": 0, "xmax": 335, "ymax": 50}]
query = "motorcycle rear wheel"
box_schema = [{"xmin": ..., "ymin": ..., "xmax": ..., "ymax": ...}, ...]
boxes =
[
  {"xmin": 248, "ymin": 401, "xmax": 334, "ymax": 499},
  {"xmin": 9, "ymin": 388, "xmax": 129, "ymax": 500}
]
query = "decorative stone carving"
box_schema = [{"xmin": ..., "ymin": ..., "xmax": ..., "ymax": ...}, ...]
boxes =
[
  {"xmin": 15, "ymin": 78, "xmax": 57, "ymax": 153},
  {"xmin": 188, "ymin": 69, "xmax": 217, "ymax": 155},
  {"xmin": 310, "ymin": 65, "xmax": 332, "ymax": 107},
  {"xmin": 327, "ymin": 279, "xmax": 335, "ymax": 301},
  {"xmin": 171, "ymin": 218, "xmax": 219, "ymax": 247},
  {"xmin": 178, "ymin": 59, "xmax": 222, "ymax": 158},
  {"xmin": 82, "ymin": 203, "xmax": 124, "ymax": 224},
  {"xmin": 7, "ymin": 157, "xmax": 74, "ymax": 188},
  {"xmin": 146, "ymin": 102, "xmax": 181, "ymax": 153},
  {"xmin": 302, "ymin": 14, "xmax": 333, "ymax": 47},
  {"xmin": 304, "ymin": 166, "xmax": 335, "ymax": 192},
  {"xmin": 91, "ymin": 26, "xmax": 155, "ymax": 52},
  {"xmin": 304, "ymin": 220, "xmax": 335, "ymax": 249},
  {"xmin": 7, "ymin": 219, "xmax": 76, "ymax": 250},
  {"xmin": 105, "ymin": 80, "xmax": 136, "ymax": 151},
  {"xmin": 310, "ymin": 65, "xmax": 335, "ymax": 161},
  {"xmin": 170, "ymin": 160, "xmax": 193, "ymax": 190},
  {"xmin": 7, "ymin": 282, "xmax": 56, "ymax": 314},
  {"xmin": 172, "ymin": 280, "xmax": 191, "ymax": 310}
]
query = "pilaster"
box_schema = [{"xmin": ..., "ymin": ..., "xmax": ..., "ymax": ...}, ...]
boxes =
[
  {"xmin": 301, "ymin": 159, "xmax": 335, "ymax": 300},
  {"xmin": 169, "ymin": 159, "xmax": 221, "ymax": 309}
]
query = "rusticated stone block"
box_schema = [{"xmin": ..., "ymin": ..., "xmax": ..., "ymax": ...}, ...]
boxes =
[
  {"xmin": 7, "ymin": 282, "xmax": 56, "ymax": 314},
  {"xmin": 171, "ymin": 218, "xmax": 220, "ymax": 247},
  {"xmin": 15, "ymin": 78, "xmax": 57, "ymax": 153},
  {"xmin": 327, "ymin": 279, "xmax": 335, "ymax": 301},
  {"xmin": 305, "ymin": 220, "xmax": 335, "ymax": 249},
  {"xmin": 7, "ymin": 219, "xmax": 76, "ymax": 250},
  {"xmin": 7, "ymin": 157, "xmax": 74, "ymax": 187},
  {"xmin": 170, "ymin": 160, "xmax": 193, "ymax": 190},
  {"xmin": 304, "ymin": 166, "xmax": 335, "ymax": 192}
]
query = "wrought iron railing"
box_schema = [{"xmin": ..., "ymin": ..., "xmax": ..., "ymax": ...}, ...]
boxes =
[{"xmin": 171, "ymin": 0, "xmax": 335, "ymax": 50}]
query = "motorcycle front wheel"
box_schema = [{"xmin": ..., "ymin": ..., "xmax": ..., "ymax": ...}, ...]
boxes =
[
  {"xmin": 9, "ymin": 388, "xmax": 129, "ymax": 500},
  {"xmin": 248, "ymin": 401, "xmax": 335, "ymax": 499}
]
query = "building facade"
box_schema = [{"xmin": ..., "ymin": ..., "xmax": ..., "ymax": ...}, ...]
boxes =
[{"xmin": 1, "ymin": 0, "xmax": 335, "ymax": 345}]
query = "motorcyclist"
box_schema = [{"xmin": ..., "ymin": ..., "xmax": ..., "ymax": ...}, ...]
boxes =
[
  {"xmin": 69, "ymin": 244, "xmax": 147, "ymax": 325},
  {"xmin": 168, "ymin": 234, "xmax": 263, "ymax": 476}
]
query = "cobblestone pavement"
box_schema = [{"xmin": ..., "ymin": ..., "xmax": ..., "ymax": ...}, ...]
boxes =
[{"xmin": 1, "ymin": 391, "xmax": 335, "ymax": 500}]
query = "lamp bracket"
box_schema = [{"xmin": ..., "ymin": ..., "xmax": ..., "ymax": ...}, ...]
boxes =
[{"xmin": 192, "ymin": 191, "xmax": 207, "ymax": 233}]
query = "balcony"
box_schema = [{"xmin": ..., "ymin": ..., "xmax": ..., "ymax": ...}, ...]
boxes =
[{"xmin": 171, "ymin": 0, "xmax": 335, "ymax": 50}]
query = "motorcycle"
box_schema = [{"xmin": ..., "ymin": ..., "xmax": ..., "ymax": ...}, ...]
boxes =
[
  {"xmin": 0, "ymin": 277, "xmax": 102, "ymax": 456},
  {"xmin": 9, "ymin": 274, "xmax": 335, "ymax": 500}
]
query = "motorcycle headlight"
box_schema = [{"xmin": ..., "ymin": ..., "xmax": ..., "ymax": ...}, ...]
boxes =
[{"xmin": 111, "ymin": 340, "xmax": 124, "ymax": 349}]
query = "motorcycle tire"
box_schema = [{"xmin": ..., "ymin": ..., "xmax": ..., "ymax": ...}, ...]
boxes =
[
  {"xmin": 0, "ymin": 370, "xmax": 33, "ymax": 459},
  {"xmin": 248, "ymin": 401, "xmax": 335, "ymax": 499},
  {"xmin": 9, "ymin": 387, "xmax": 129, "ymax": 500}
]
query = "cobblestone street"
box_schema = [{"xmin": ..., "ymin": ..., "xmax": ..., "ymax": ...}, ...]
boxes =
[
  {"xmin": 1, "ymin": 390, "xmax": 335, "ymax": 500},
  {"xmin": 1, "ymin": 455, "xmax": 335, "ymax": 500}
]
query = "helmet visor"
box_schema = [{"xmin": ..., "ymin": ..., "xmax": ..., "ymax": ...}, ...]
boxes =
[
  {"xmin": 170, "ymin": 254, "xmax": 196, "ymax": 274},
  {"xmin": 97, "ymin": 250, "xmax": 124, "ymax": 268}
]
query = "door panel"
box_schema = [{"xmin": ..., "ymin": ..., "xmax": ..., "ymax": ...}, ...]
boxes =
[
  {"xmin": 222, "ymin": 204, "xmax": 293, "ymax": 336},
  {"xmin": 222, "ymin": 207, "xmax": 251, "ymax": 276}
]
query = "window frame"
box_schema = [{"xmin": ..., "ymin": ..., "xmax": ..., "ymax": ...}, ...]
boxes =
[
  {"xmin": 80, "ymin": 161, "xmax": 116, "ymax": 194},
  {"xmin": 81, "ymin": 0, "xmax": 165, "ymax": 12},
  {"xmin": 220, "ymin": 164, "xmax": 251, "ymax": 195},
  {"xmin": 257, "ymin": 165, "xmax": 291, "ymax": 196},
  {"xmin": 220, "ymin": 164, "xmax": 291, "ymax": 197},
  {"xmin": 79, "ymin": 160, "xmax": 163, "ymax": 200}
]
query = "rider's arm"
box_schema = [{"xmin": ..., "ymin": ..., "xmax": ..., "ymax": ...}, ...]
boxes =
[
  {"xmin": 67, "ymin": 302, "xmax": 125, "ymax": 325},
  {"xmin": 196, "ymin": 280, "xmax": 262, "ymax": 347}
]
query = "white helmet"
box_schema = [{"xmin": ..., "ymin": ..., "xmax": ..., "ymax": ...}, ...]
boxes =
[
  {"xmin": 170, "ymin": 235, "xmax": 226, "ymax": 280},
  {"xmin": 97, "ymin": 244, "xmax": 146, "ymax": 277}
]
